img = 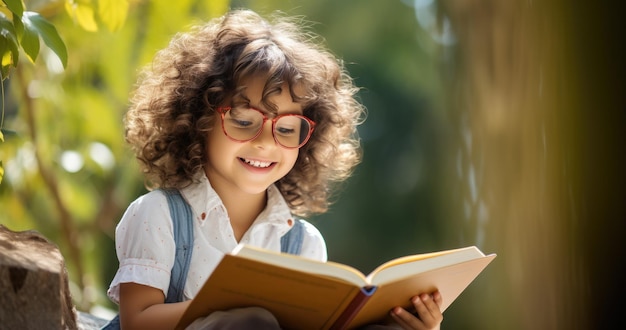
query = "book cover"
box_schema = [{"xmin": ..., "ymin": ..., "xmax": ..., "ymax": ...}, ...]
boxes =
[{"xmin": 176, "ymin": 244, "xmax": 496, "ymax": 330}]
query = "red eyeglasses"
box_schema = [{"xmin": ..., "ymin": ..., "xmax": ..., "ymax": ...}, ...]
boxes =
[{"xmin": 217, "ymin": 106, "xmax": 316, "ymax": 149}]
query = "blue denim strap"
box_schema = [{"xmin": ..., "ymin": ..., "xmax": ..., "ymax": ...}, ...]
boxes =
[
  {"xmin": 280, "ymin": 219, "xmax": 305, "ymax": 255},
  {"xmin": 162, "ymin": 189, "xmax": 194, "ymax": 303},
  {"xmin": 100, "ymin": 189, "xmax": 193, "ymax": 330},
  {"xmin": 100, "ymin": 315, "xmax": 120, "ymax": 330}
]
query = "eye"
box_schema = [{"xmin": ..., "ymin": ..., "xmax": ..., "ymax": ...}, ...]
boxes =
[
  {"xmin": 274, "ymin": 116, "xmax": 302, "ymax": 136},
  {"xmin": 226, "ymin": 107, "xmax": 262, "ymax": 129},
  {"xmin": 275, "ymin": 126, "xmax": 296, "ymax": 136},
  {"xmin": 228, "ymin": 118, "xmax": 254, "ymax": 128}
]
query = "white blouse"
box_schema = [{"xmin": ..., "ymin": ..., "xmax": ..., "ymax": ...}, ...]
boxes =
[{"xmin": 107, "ymin": 172, "xmax": 327, "ymax": 304}]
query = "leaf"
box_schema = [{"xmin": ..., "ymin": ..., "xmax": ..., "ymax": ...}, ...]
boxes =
[
  {"xmin": 1, "ymin": 53, "xmax": 11, "ymax": 78},
  {"xmin": 0, "ymin": 15, "xmax": 19, "ymax": 78},
  {"xmin": 22, "ymin": 12, "xmax": 67, "ymax": 68},
  {"xmin": 12, "ymin": 11, "xmax": 24, "ymax": 37},
  {"xmin": 64, "ymin": 0, "xmax": 98, "ymax": 32},
  {"xmin": 3, "ymin": 0, "xmax": 24, "ymax": 17},
  {"xmin": 19, "ymin": 14, "xmax": 40, "ymax": 63},
  {"xmin": 98, "ymin": 0, "xmax": 128, "ymax": 32}
]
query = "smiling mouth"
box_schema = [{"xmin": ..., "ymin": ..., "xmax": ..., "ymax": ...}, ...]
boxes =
[{"xmin": 240, "ymin": 158, "xmax": 273, "ymax": 168}]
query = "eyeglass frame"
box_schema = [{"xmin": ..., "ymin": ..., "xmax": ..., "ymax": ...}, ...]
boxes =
[{"xmin": 216, "ymin": 106, "xmax": 316, "ymax": 149}]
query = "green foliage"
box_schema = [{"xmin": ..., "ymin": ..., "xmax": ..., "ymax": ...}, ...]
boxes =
[
  {"xmin": 21, "ymin": 12, "xmax": 68, "ymax": 67},
  {"xmin": 93, "ymin": 0, "xmax": 129, "ymax": 32},
  {"xmin": 1, "ymin": 0, "xmax": 231, "ymax": 311},
  {"xmin": 64, "ymin": 0, "xmax": 130, "ymax": 32},
  {"xmin": 0, "ymin": 11, "xmax": 20, "ymax": 77},
  {"xmin": 0, "ymin": 1, "xmax": 67, "ymax": 78},
  {"xmin": 1, "ymin": 0, "xmax": 69, "ymax": 188},
  {"xmin": 0, "ymin": 0, "xmax": 230, "ymax": 313}
]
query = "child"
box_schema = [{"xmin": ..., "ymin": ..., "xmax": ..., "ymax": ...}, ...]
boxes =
[{"xmin": 106, "ymin": 9, "xmax": 443, "ymax": 330}]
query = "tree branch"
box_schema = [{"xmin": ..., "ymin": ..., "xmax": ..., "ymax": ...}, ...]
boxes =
[{"xmin": 15, "ymin": 67, "xmax": 86, "ymax": 306}]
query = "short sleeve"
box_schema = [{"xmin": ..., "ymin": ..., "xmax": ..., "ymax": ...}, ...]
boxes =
[
  {"xmin": 298, "ymin": 220, "xmax": 328, "ymax": 262},
  {"xmin": 107, "ymin": 191, "xmax": 176, "ymax": 304}
]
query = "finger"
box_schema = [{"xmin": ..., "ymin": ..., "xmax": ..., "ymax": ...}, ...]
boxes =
[
  {"xmin": 413, "ymin": 294, "xmax": 443, "ymax": 327},
  {"xmin": 432, "ymin": 291, "xmax": 443, "ymax": 309},
  {"xmin": 413, "ymin": 294, "xmax": 431, "ymax": 319},
  {"xmin": 418, "ymin": 294, "xmax": 443, "ymax": 328},
  {"xmin": 389, "ymin": 306, "xmax": 423, "ymax": 330}
]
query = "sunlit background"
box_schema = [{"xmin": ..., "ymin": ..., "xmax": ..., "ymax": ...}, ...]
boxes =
[{"xmin": 1, "ymin": 0, "xmax": 624, "ymax": 329}]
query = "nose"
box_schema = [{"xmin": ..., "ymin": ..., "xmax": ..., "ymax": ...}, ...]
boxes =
[{"xmin": 252, "ymin": 120, "xmax": 276, "ymax": 148}]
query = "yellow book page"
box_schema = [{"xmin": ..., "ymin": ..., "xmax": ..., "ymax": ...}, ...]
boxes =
[
  {"xmin": 234, "ymin": 244, "xmax": 369, "ymax": 286},
  {"xmin": 367, "ymin": 246, "xmax": 486, "ymax": 286}
]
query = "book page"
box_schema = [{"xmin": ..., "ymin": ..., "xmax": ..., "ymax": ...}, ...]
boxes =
[
  {"xmin": 367, "ymin": 246, "xmax": 486, "ymax": 286},
  {"xmin": 233, "ymin": 244, "xmax": 369, "ymax": 286},
  {"xmin": 349, "ymin": 254, "xmax": 496, "ymax": 328},
  {"xmin": 177, "ymin": 252, "xmax": 364, "ymax": 330}
]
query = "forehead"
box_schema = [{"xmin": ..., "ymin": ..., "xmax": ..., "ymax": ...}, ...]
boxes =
[{"xmin": 236, "ymin": 76, "xmax": 304, "ymax": 113}]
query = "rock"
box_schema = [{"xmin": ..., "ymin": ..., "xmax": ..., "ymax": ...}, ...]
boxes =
[{"xmin": 0, "ymin": 225, "xmax": 77, "ymax": 330}]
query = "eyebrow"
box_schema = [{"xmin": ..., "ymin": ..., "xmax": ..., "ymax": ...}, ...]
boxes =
[
  {"xmin": 247, "ymin": 104, "xmax": 303, "ymax": 116},
  {"xmin": 233, "ymin": 86, "xmax": 304, "ymax": 115}
]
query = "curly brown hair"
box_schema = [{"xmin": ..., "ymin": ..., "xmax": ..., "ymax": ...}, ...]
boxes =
[{"xmin": 125, "ymin": 9, "xmax": 364, "ymax": 216}]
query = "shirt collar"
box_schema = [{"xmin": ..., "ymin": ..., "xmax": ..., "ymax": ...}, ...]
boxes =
[
  {"xmin": 259, "ymin": 184, "xmax": 295, "ymax": 227},
  {"xmin": 179, "ymin": 171, "xmax": 294, "ymax": 230},
  {"xmin": 179, "ymin": 171, "xmax": 222, "ymax": 220}
]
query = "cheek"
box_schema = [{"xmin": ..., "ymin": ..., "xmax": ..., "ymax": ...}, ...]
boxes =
[
  {"xmin": 283, "ymin": 150, "xmax": 300, "ymax": 169},
  {"xmin": 206, "ymin": 126, "xmax": 230, "ymax": 160}
]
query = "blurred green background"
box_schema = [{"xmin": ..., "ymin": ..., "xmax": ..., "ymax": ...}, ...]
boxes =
[{"xmin": 1, "ymin": 0, "xmax": 624, "ymax": 329}]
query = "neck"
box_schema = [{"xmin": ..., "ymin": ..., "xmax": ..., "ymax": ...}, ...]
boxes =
[
  {"xmin": 223, "ymin": 190, "xmax": 267, "ymax": 242},
  {"xmin": 206, "ymin": 171, "xmax": 268, "ymax": 241}
]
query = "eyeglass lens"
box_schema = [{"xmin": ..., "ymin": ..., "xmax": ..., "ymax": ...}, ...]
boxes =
[{"xmin": 223, "ymin": 107, "xmax": 312, "ymax": 148}]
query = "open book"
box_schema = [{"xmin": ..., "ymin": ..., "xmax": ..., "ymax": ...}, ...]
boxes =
[{"xmin": 176, "ymin": 244, "xmax": 496, "ymax": 330}]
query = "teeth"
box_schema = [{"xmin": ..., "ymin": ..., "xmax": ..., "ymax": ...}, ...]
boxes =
[{"xmin": 242, "ymin": 158, "xmax": 272, "ymax": 168}]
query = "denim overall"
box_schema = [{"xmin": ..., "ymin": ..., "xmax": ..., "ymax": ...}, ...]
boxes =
[{"xmin": 101, "ymin": 189, "xmax": 305, "ymax": 329}]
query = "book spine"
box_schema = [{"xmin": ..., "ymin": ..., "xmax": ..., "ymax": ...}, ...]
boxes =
[{"xmin": 329, "ymin": 286, "xmax": 377, "ymax": 330}]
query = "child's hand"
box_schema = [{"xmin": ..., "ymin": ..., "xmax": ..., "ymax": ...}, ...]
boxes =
[{"xmin": 389, "ymin": 291, "xmax": 443, "ymax": 330}]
